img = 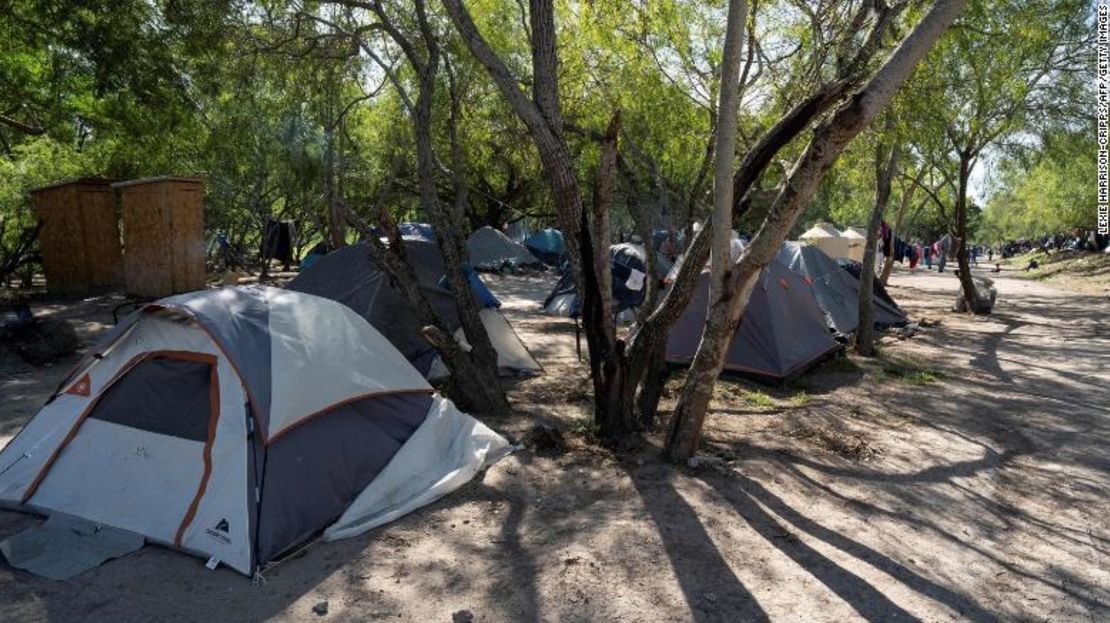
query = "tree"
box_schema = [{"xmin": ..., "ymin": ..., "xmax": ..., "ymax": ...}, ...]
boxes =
[
  {"xmin": 664, "ymin": 0, "xmax": 969, "ymax": 461},
  {"xmin": 908, "ymin": 0, "xmax": 1089, "ymax": 313},
  {"xmin": 287, "ymin": 1, "xmax": 512, "ymax": 415},
  {"xmin": 444, "ymin": 0, "xmax": 929, "ymax": 442},
  {"xmin": 856, "ymin": 117, "xmax": 899, "ymax": 357}
]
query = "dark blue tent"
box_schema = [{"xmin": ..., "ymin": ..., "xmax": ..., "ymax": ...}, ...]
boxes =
[
  {"xmin": 524, "ymin": 228, "xmax": 567, "ymax": 267},
  {"xmin": 287, "ymin": 240, "xmax": 538, "ymax": 378},
  {"xmin": 542, "ymin": 243, "xmax": 672, "ymax": 317}
]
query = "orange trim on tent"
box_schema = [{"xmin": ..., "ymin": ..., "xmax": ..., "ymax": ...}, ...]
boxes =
[
  {"xmin": 175, "ymin": 362, "xmax": 222, "ymax": 546},
  {"xmin": 21, "ymin": 351, "xmax": 219, "ymax": 504}
]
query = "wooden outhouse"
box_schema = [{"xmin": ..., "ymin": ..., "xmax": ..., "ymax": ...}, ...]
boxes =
[
  {"xmin": 30, "ymin": 177, "xmax": 122, "ymax": 294},
  {"xmin": 115, "ymin": 176, "xmax": 206, "ymax": 297}
]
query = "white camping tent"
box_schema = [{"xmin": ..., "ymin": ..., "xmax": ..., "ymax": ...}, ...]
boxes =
[
  {"xmin": 0, "ymin": 286, "xmax": 508, "ymax": 576},
  {"xmin": 799, "ymin": 223, "xmax": 850, "ymax": 260},
  {"xmin": 841, "ymin": 227, "xmax": 868, "ymax": 262}
]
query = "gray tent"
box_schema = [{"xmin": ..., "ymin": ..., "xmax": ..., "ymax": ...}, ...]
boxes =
[
  {"xmin": 776, "ymin": 241, "xmax": 906, "ymax": 336},
  {"xmin": 666, "ymin": 261, "xmax": 841, "ymax": 383},
  {"xmin": 466, "ymin": 226, "xmax": 542, "ymax": 271},
  {"xmin": 287, "ymin": 241, "xmax": 541, "ymax": 378}
]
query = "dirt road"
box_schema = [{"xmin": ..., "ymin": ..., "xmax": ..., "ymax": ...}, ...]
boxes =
[{"xmin": 0, "ymin": 266, "xmax": 1106, "ymax": 622}]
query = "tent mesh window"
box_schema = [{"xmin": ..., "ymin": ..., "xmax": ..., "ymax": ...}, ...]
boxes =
[{"xmin": 88, "ymin": 357, "xmax": 213, "ymax": 442}]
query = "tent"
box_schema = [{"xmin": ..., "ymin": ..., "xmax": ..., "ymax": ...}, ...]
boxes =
[
  {"xmin": 837, "ymin": 259, "xmax": 908, "ymax": 327},
  {"xmin": 666, "ymin": 262, "xmax": 841, "ymax": 383},
  {"xmin": 0, "ymin": 286, "xmax": 508, "ymax": 576},
  {"xmin": 652, "ymin": 228, "xmax": 684, "ymax": 260},
  {"xmin": 776, "ymin": 242, "xmax": 906, "ymax": 336},
  {"xmin": 466, "ymin": 226, "xmax": 542, "ymax": 272},
  {"xmin": 524, "ymin": 228, "xmax": 567, "ymax": 267},
  {"xmin": 397, "ymin": 222, "xmax": 434, "ymax": 241},
  {"xmin": 542, "ymin": 243, "xmax": 672, "ymax": 318},
  {"xmin": 799, "ymin": 223, "xmax": 850, "ymax": 260},
  {"xmin": 504, "ymin": 221, "xmax": 530, "ymax": 244},
  {"xmin": 287, "ymin": 241, "xmax": 541, "ymax": 378},
  {"xmin": 840, "ymin": 227, "xmax": 868, "ymax": 262}
]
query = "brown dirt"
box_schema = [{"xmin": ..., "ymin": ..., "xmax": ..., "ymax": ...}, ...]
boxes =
[{"xmin": 0, "ymin": 264, "xmax": 1107, "ymax": 622}]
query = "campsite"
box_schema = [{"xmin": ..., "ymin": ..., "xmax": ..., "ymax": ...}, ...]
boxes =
[{"xmin": 0, "ymin": 1, "xmax": 1106, "ymax": 622}]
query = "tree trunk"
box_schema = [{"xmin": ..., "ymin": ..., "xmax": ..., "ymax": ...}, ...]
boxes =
[
  {"xmin": 413, "ymin": 7, "xmax": 508, "ymax": 415},
  {"xmin": 857, "ymin": 137, "xmax": 898, "ymax": 356},
  {"xmin": 581, "ymin": 112, "xmax": 636, "ymax": 440},
  {"xmin": 346, "ymin": 0, "xmax": 510, "ymax": 416},
  {"xmin": 879, "ymin": 173, "xmax": 920, "ymax": 285},
  {"xmin": 664, "ymin": 0, "xmax": 969, "ymax": 462},
  {"xmin": 443, "ymin": 0, "xmax": 633, "ymax": 438},
  {"xmin": 953, "ymin": 151, "xmax": 988, "ymax": 314},
  {"xmin": 709, "ymin": 0, "xmax": 749, "ymax": 300},
  {"xmin": 325, "ymin": 76, "xmax": 347, "ymax": 250},
  {"xmin": 662, "ymin": 0, "xmax": 748, "ymax": 461}
]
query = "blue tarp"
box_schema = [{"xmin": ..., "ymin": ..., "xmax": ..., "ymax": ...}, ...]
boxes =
[{"xmin": 524, "ymin": 228, "xmax": 567, "ymax": 267}]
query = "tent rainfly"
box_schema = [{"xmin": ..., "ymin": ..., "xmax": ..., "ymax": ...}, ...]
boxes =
[
  {"xmin": 524, "ymin": 228, "xmax": 567, "ymax": 267},
  {"xmin": 776, "ymin": 242, "xmax": 907, "ymax": 336},
  {"xmin": 466, "ymin": 226, "xmax": 542, "ymax": 271},
  {"xmin": 666, "ymin": 261, "xmax": 841, "ymax": 383},
  {"xmin": 799, "ymin": 223, "xmax": 851, "ymax": 260},
  {"xmin": 837, "ymin": 259, "xmax": 908, "ymax": 326},
  {"xmin": 287, "ymin": 240, "xmax": 541, "ymax": 378},
  {"xmin": 0, "ymin": 286, "xmax": 508, "ymax": 576}
]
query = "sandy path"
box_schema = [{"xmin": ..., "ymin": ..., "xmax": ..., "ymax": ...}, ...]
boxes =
[{"xmin": 0, "ymin": 267, "xmax": 1106, "ymax": 622}]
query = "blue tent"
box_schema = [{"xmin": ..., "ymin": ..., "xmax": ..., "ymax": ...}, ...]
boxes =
[
  {"xmin": 397, "ymin": 222, "xmax": 435, "ymax": 241},
  {"xmin": 524, "ymin": 228, "xmax": 567, "ymax": 267},
  {"xmin": 437, "ymin": 266, "xmax": 502, "ymax": 309}
]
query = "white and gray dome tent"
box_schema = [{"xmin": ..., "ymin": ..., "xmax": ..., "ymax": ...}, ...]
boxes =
[
  {"xmin": 287, "ymin": 240, "xmax": 541, "ymax": 379},
  {"xmin": 466, "ymin": 226, "xmax": 542, "ymax": 271},
  {"xmin": 0, "ymin": 286, "xmax": 508, "ymax": 576}
]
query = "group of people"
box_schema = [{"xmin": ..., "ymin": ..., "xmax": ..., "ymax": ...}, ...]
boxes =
[
  {"xmin": 884, "ymin": 231, "xmax": 997, "ymax": 275},
  {"xmin": 1000, "ymin": 229, "xmax": 1110, "ymax": 258}
]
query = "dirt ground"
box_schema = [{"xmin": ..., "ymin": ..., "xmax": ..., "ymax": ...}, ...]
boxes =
[
  {"xmin": 1002, "ymin": 249, "xmax": 1110, "ymax": 296},
  {"xmin": 0, "ymin": 261, "xmax": 1107, "ymax": 622}
]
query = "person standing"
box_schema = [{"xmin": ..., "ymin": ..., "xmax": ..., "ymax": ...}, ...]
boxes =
[{"xmin": 937, "ymin": 234, "xmax": 951, "ymax": 273}]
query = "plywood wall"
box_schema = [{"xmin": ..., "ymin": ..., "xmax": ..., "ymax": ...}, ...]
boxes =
[
  {"xmin": 31, "ymin": 178, "xmax": 122, "ymax": 294},
  {"xmin": 118, "ymin": 177, "xmax": 205, "ymax": 297}
]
